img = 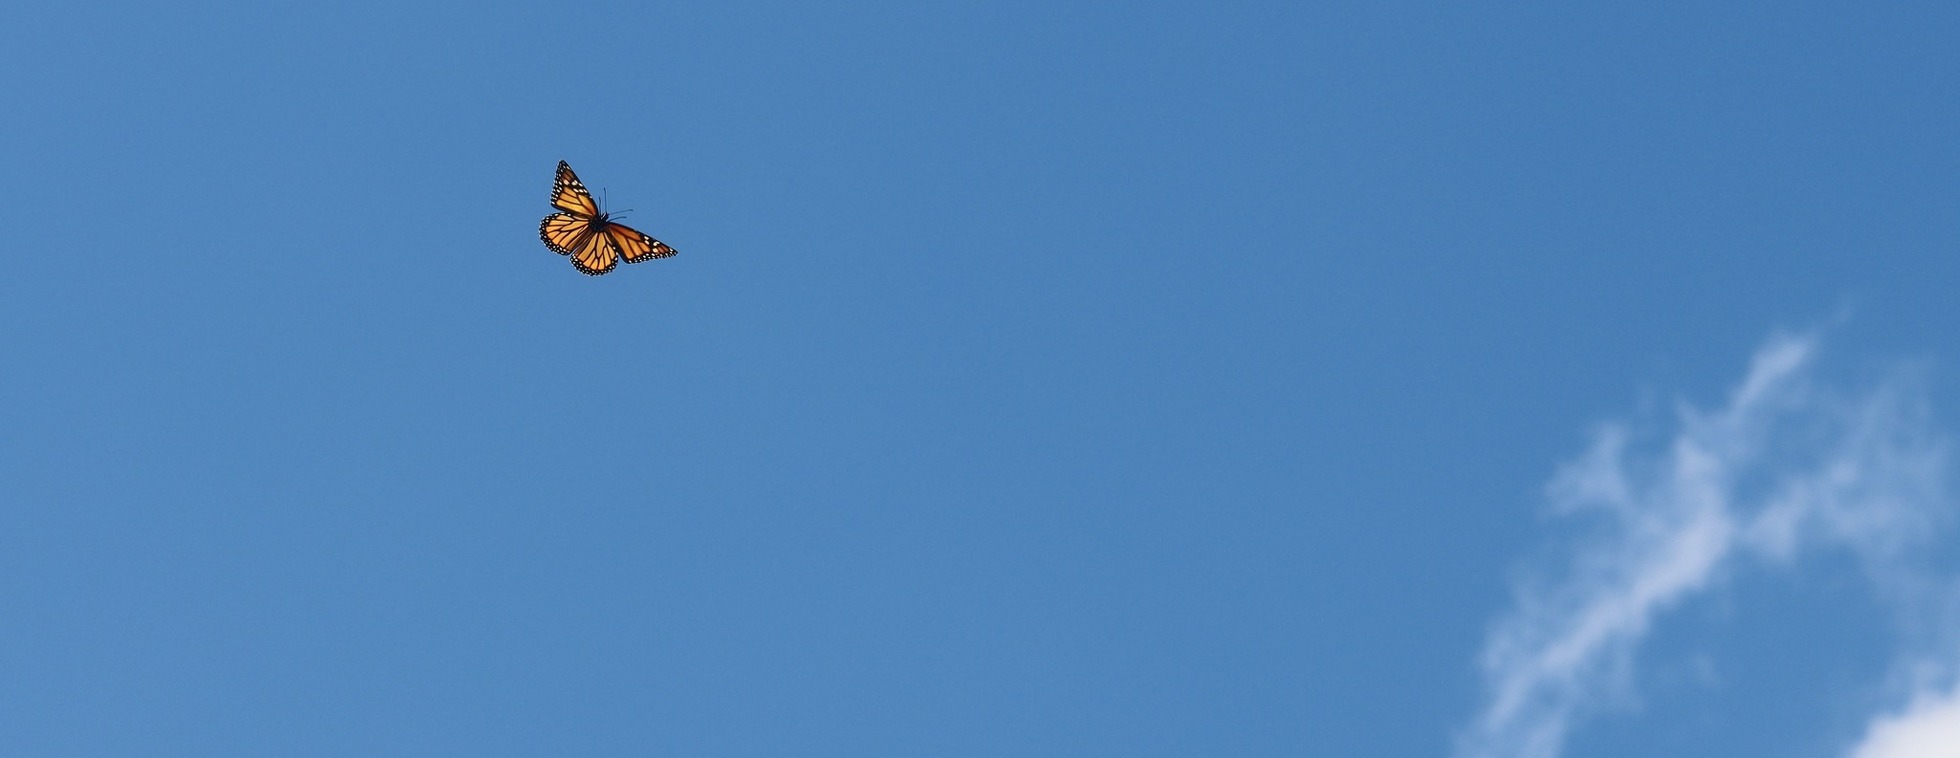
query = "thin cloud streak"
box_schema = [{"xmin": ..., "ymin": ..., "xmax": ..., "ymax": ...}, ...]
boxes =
[{"xmin": 1456, "ymin": 333, "xmax": 1954, "ymax": 758}]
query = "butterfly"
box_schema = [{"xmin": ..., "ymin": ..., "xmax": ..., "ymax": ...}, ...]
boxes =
[{"xmin": 538, "ymin": 161, "xmax": 677, "ymax": 276}]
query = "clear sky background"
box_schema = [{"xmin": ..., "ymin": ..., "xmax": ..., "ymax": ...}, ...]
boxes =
[{"xmin": 4, "ymin": 2, "xmax": 1960, "ymax": 756}]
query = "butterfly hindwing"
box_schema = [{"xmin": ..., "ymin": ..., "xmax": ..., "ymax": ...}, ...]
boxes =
[
  {"xmin": 539, "ymin": 212, "xmax": 587, "ymax": 255},
  {"xmin": 569, "ymin": 227, "xmax": 620, "ymax": 276}
]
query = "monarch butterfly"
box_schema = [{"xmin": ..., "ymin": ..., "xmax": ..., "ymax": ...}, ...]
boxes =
[{"xmin": 538, "ymin": 161, "xmax": 677, "ymax": 275}]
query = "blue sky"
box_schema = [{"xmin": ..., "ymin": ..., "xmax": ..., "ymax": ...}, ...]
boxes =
[{"xmin": 4, "ymin": 2, "xmax": 1960, "ymax": 756}]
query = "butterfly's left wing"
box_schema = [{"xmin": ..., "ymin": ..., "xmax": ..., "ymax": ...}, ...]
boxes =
[
  {"xmin": 606, "ymin": 222, "xmax": 678, "ymax": 264},
  {"xmin": 539, "ymin": 212, "xmax": 588, "ymax": 255},
  {"xmin": 550, "ymin": 161, "xmax": 600, "ymax": 217}
]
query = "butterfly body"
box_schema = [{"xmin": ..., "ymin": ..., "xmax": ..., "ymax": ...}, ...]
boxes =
[{"xmin": 539, "ymin": 161, "xmax": 677, "ymax": 276}]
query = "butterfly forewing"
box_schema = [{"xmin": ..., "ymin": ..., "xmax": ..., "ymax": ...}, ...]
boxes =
[
  {"xmin": 550, "ymin": 161, "xmax": 600, "ymax": 216},
  {"xmin": 608, "ymin": 224, "xmax": 678, "ymax": 263}
]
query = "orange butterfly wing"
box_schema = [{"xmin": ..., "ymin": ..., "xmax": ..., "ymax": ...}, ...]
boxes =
[
  {"xmin": 607, "ymin": 222, "xmax": 678, "ymax": 264},
  {"xmin": 539, "ymin": 212, "xmax": 588, "ymax": 255},
  {"xmin": 569, "ymin": 226, "xmax": 619, "ymax": 275},
  {"xmin": 549, "ymin": 161, "xmax": 600, "ymax": 217}
]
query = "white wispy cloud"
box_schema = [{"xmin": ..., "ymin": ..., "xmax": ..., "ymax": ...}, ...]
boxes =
[
  {"xmin": 1456, "ymin": 332, "xmax": 1959, "ymax": 758},
  {"xmin": 1854, "ymin": 692, "xmax": 1960, "ymax": 758}
]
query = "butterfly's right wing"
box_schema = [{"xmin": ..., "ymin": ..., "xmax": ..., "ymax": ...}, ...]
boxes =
[
  {"xmin": 606, "ymin": 222, "xmax": 678, "ymax": 264},
  {"xmin": 550, "ymin": 161, "xmax": 600, "ymax": 216},
  {"xmin": 568, "ymin": 225, "xmax": 620, "ymax": 275}
]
